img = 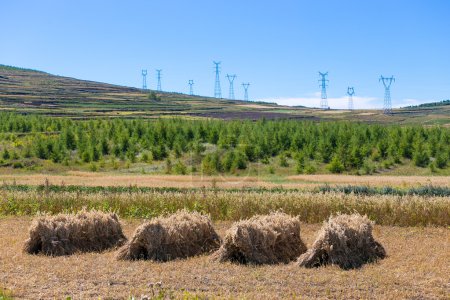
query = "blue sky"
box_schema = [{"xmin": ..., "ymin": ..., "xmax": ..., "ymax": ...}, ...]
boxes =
[{"xmin": 1, "ymin": 0, "xmax": 449, "ymax": 109}]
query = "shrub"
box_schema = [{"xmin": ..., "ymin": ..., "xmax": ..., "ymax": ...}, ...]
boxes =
[
  {"xmin": 165, "ymin": 158, "xmax": 172, "ymax": 174},
  {"xmin": 2, "ymin": 148, "xmax": 10, "ymax": 160},
  {"xmin": 12, "ymin": 162, "xmax": 24, "ymax": 169},
  {"xmin": 174, "ymin": 160, "xmax": 187, "ymax": 175},
  {"xmin": 435, "ymin": 152, "xmax": 448, "ymax": 169},
  {"xmin": 232, "ymin": 151, "xmax": 247, "ymax": 170},
  {"xmin": 327, "ymin": 155, "xmax": 345, "ymax": 173},
  {"xmin": 304, "ymin": 164, "xmax": 317, "ymax": 174},
  {"xmin": 279, "ymin": 154, "xmax": 289, "ymax": 167}
]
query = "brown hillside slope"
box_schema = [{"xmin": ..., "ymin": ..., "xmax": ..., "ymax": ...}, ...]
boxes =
[{"xmin": 1, "ymin": 64, "xmax": 449, "ymax": 124}]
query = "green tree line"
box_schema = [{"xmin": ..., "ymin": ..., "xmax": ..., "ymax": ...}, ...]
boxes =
[{"xmin": 0, "ymin": 112, "xmax": 449, "ymax": 173}]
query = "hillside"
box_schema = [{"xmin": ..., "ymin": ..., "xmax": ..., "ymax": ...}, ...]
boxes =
[{"xmin": 1, "ymin": 64, "xmax": 449, "ymax": 125}]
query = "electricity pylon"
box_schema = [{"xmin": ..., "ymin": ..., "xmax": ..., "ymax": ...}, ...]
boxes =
[
  {"xmin": 188, "ymin": 80, "xmax": 194, "ymax": 95},
  {"xmin": 226, "ymin": 74, "xmax": 236, "ymax": 99},
  {"xmin": 347, "ymin": 87, "xmax": 355, "ymax": 110},
  {"xmin": 242, "ymin": 83, "xmax": 250, "ymax": 101},
  {"xmin": 319, "ymin": 72, "xmax": 329, "ymax": 109},
  {"xmin": 380, "ymin": 76, "xmax": 395, "ymax": 114},
  {"xmin": 141, "ymin": 70, "xmax": 147, "ymax": 90},
  {"xmin": 213, "ymin": 61, "xmax": 222, "ymax": 98},
  {"xmin": 156, "ymin": 69, "xmax": 162, "ymax": 91}
]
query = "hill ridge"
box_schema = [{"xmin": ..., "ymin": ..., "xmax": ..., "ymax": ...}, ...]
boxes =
[{"xmin": 0, "ymin": 64, "xmax": 449, "ymax": 125}]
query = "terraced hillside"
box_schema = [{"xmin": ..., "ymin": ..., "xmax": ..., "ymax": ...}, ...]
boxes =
[
  {"xmin": 0, "ymin": 65, "xmax": 296, "ymax": 119},
  {"xmin": 1, "ymin": 64, "xmax": 449, "ymax": 125}
]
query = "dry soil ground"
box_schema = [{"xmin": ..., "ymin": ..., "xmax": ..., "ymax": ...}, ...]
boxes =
[{"xmin": 0, "ymin": 218, "xmax": 449, "ymax": 299}]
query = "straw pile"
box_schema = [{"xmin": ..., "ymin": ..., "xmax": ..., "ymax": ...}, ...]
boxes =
[
  {"xmin": 297, "ymin": 213, "xmax": 386, "ymax": 269},
  {"xmin": 116, "ymin": 210, "xmax": 220, "ymax": 261},
  {"xmin": 23, "ymin": 210, "xmax": 126, "ymax": 256},
  {"xmin": 212, "ymin": 212, "xmax": 307, "ymax": 264}
]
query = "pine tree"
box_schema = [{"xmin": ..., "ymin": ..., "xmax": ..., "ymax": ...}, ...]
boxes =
[
  {"xmin": 327, "ymin": 155, "xmax": 345, "ymax": 173},
  {"xmin": 2, "ymin": 148, "xmax": 10, "ymax": 160}
]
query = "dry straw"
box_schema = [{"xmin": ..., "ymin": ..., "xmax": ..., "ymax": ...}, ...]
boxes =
[
  {"xmin": 23, "ymin": 210, "xmax": 126, "ymax": 256},
  {"xmin": 116, "ymin": 210, "xmax": 221, "ymax": 261},
  {"xmin": 212, "ymin": 212, "xmax": 307, "ymax": 264},
  {"xmin": 298, "ymin": 213, "xmax": 386, "ymax": 269}
]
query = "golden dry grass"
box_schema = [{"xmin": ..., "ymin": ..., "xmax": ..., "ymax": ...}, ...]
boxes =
[
  {"xmin": 2, "ymin": 189, "xmax": 449, "ymax": 227},
  {"xmin": 0, "ymin": 172, "xmax": 448, "ymax": 189},
  {"xmin": 1, "ymin": 217, "xmax": 449, "ymax": 299},
  {"xmin": 287, "ymin": 174, "xmax": 450, "ymax": 188}
]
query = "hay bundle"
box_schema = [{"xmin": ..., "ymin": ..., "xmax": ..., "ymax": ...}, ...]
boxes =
[
  {"xmin": 212, "ymin": 212, "xmax": 307, "ymax": 264},
  {"xmin": 23, "ymin": 210, "xmax": 126, "ymax": 256},
  {"xmin": 116, "ymin": 210, "xmax": 221, "ymax": 261},
  {"xmin": 297, "ymin": 213, "xmax": 386, "ymax": 269}
]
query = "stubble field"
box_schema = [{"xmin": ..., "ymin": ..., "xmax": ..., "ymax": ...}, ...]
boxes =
[
  {"xmin": 0, "ymin": 218, "xmax": 449, "ymax": 299},
  {"xmin": 0, "ymin": 173, "xmax": 448, "ymax": 299}
]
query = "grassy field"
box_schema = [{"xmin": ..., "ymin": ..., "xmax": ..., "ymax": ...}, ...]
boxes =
[
  {"xmin": 0, "ymin": 218, "xmax": 448, "ymax": 299},
  {"xmin": 1, "ymin": 182, "xmax": 449, "ymax": 226}
]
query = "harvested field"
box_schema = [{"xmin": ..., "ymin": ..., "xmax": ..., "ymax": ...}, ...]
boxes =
[{"xmin": 0, "ymin": 217, "xmax": 448, "ymax": 299}]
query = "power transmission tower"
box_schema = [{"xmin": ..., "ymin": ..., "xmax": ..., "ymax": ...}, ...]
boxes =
[
  {"xmin": 141, "ymin": 70, "xmax": 147, "ymax": 90},
  {"xmin": 213, "ymin": 61, "xmax": 222, "ymax": 98},
  {"xmin": 242, "ymin": 83, "xmax": 250, "ymax": 101},
  {"xmin": 156, "ymin": 69, "xmax": 162, "ymax": 91},
  {"xmin": 347, "ymin": 87, "xmax": 355, "ymax": 110},
  {"xmin": 319, "ymin": 72, "xmax": 329, "ymax": 109},
  {"xmin": 226, "ymin": 74, "xmax": 236, "ymax": 99},
  {"xmin": 380, "ymin": 75, "xmax": 395, "ymax": 114},
  {"xmin": 188, "ymin": 80, "xmax": 194, "ymax": 96}
]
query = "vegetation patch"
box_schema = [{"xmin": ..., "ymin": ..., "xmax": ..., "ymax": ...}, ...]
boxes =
[
  {"xmin": 318, "ymin": 184, "xmax": 450, "ymax": 197},
  {"xmin": 0, "ymin": 112, "xmax": 448, "ymax": 175},
  {"xmin": 0, "ymin": 288, "xmax": 13, "ymax": 300}
]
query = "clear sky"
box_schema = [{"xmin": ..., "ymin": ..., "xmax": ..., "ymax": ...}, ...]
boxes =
[{"xmin": 1, "ymin": 0, "xmax": 449, "ymax": 109}]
